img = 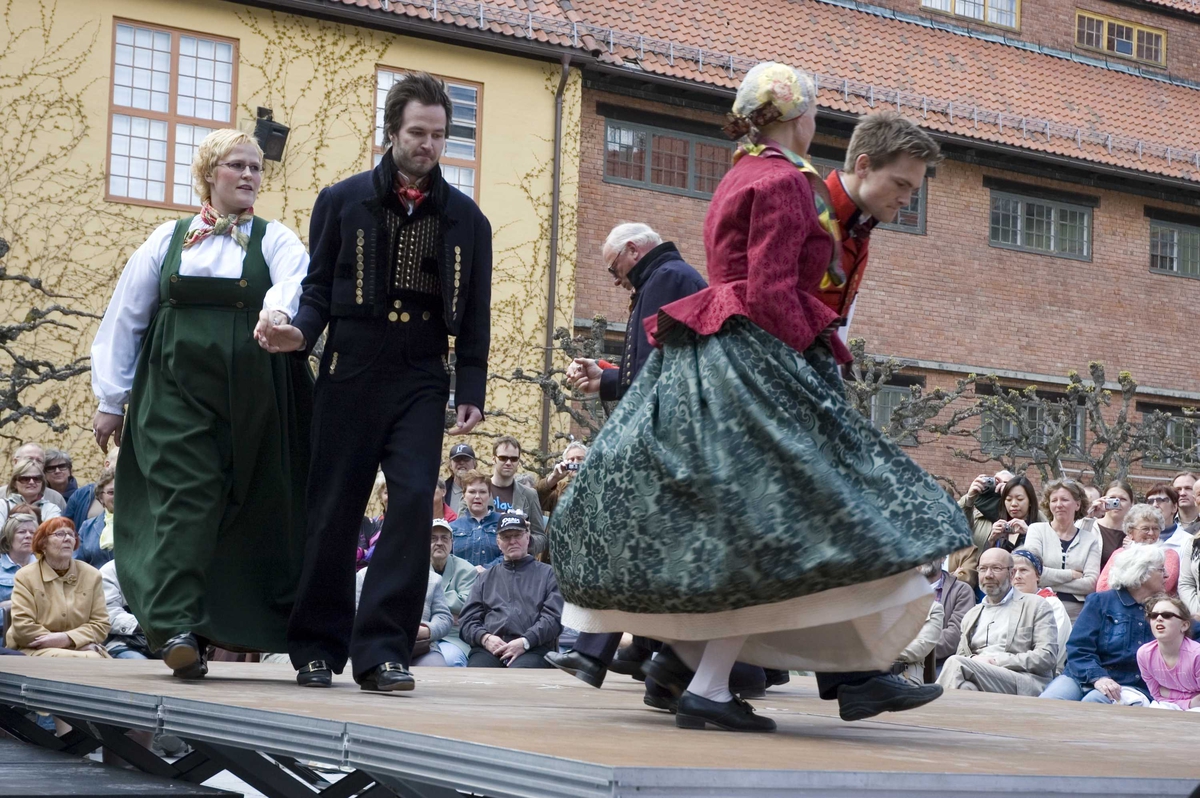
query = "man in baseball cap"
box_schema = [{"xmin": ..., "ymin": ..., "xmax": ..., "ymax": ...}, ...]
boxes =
[{"xmin": 443, "ymin": 443, "xmax": 477, "ymax": 512}]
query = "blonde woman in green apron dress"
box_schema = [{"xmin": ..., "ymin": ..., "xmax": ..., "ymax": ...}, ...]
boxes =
[{"xmin": 91, "ymin": 129, "xmax": 311, "ymax": 678}]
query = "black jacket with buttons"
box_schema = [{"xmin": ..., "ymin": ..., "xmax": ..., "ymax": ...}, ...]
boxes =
[
  {"xmin": 293, "ymin": 151, "xmax": 492, "ymax": 411},
  {"xmin": 599, "ymin": 242, "xmax": 707, "ymax": 401}
]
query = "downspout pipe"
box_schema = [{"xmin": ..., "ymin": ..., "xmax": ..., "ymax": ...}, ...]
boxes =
[{"xmin": 540, "ymin": 54, "xmax": 572, "ymax": 455}]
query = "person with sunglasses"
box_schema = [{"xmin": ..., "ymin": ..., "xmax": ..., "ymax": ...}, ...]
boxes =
[
  {"xmin": 90, "ymin": 128, "xmax": 311, "ymax": 679},
  {"xmin": 1, "ymin": 458, "xmax": 62, "ymax": 527},
  {"xmin": 1137, "ymin": 594, "xmax": 1200, "ymax": 710},
  {"xmin": 483, "ymin": 437, "xmax": 545, "ymax": 557}
]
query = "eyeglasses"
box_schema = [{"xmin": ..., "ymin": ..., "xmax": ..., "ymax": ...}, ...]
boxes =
[
  {"xmin": 977, "ymin": 565, "xmax": 1012, "ymax": 574},
  {"xmin": 1147, "ymin": 496, "xmax": 1173, "ymax": 504},
  {"xmin": 218, "ymin": 161, "xmax": 263, "ymax": 175},
  {"xmin": 495, "ymin": 455, "xmax": 520, "ymax": 463},
  {"xmin": 44, "ymin": 464, "xmax": 70, "ymax": 473},
  {"xmin": 604, "ymin": 243, "xmax": 629, "ymax": 278},
  {"xmin": 15, "ymin": 476, "xmax": 43, "ymax": 484},
  {"xmin": 99, "ymin": 489, "xmax": 115, "ymax": 497},
  {"xmin": 1148, "ymin": 611, "xmax": 1186, "ymax": 621},
  {"xmin": 49, "ymin": 531, "xmax": 76, "ymax": 540},
  {"xmin": 1131, "ymin": 525, "xmax": 1161, "ymax": 536}
]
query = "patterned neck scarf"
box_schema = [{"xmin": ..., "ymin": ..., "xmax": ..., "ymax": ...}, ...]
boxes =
[
  {"xmin": 736, "ymin": 140, "xmax": 845, "ymax": 290},
  {"xmin": 394, "ymin": 170, "xmax": 430, "ymax": 212},
  {"xmin": 183, "ymin": 202, "xmax": 254, "ymax": 251}
]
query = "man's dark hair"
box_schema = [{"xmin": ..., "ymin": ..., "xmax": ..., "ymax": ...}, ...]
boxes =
[
  {"xmin": 493, "ymin": 435, "xmax": 522, "ymax": 456},
  {"xmin": 383, "ymin": 72, "xmax": 453, "ymax": 141}
]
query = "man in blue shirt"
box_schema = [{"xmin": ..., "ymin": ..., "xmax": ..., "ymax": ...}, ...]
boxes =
[{"xmin": 450, "ymin": 472, "xmax": 501, "ymax": 568}]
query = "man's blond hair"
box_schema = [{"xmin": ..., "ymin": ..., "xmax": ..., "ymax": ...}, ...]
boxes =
[
  {"xmin": 192, "ymin": 129, "xmax": 264, "ymax": 205},
  {"xmin": 844, "ymin": 111, "xmax": 941, "ymax": 172}
]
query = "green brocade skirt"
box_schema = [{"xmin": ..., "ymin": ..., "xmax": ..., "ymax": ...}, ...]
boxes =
[{"xmin": 550, "ymin": 318, "xmax": 972, "ymax": 670}]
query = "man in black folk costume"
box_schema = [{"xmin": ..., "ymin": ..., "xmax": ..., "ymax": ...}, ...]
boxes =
[{"xmin": 258, "ymin": 72, "xmax": 492, "ymax": 692}]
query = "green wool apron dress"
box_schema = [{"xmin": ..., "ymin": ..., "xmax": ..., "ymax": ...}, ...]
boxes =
[{"xmin": 114, "ymin": 216, "xmax": 311, "ymax": 653}]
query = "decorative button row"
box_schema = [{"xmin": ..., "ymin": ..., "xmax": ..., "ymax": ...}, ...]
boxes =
[{"xmin": 355, "ymin": 229, "xmax": 365, "ymax": 305}]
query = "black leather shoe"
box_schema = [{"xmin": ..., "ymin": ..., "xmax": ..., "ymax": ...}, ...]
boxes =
[
  {"xmin": 172, "ymin": 658, "xmax": 208, "ymax": 680},
  {"xmin": 296, "ymin": 660, "xmax": 333, "ymax": 688},
  {"xmin": 359, "ymin": 662, "xmax": 415, "ymax": 692},
  {"xmin": 544, "ymin": 650, "xmax": 607, "ymax": 688},
  {"xmin": 675, "ymin": 692, "xmax": 776, "ymax": 733},
  {"xmin": 162, "ymin": 633, "xmax": 201, "ymax": 673},
  {"xmin": 837, "ymin": 674, "xmax": 943, "ymax": 722},
  {"xmin": 736, "ymin": 684, "xmax": 767, "ymax": 700},
  {"xmin": 641, "ymin": 648, "xmax": 694, "ymax": 699},
  {"xmin": 609, "ymin": 645, "xmax": 650, "ymax": 678},
  {"xmin": 764, "ymin": 669, "xmax": 791, "ymax": 689},
  {"xmin": 643, "ymin": 678, "xmax": 678, "ymax": 713}
]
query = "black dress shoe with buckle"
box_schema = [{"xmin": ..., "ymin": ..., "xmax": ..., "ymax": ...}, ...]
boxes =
[
  {"xmin": 544, "ymin": 650, "xmax": 607, "ymax": 688},
  {"xmin": 837, "ymin": 674, "xmax": 943, "ymax": 722},
  {"xmin": 675, "ymin": 692, "xmax": 776, "ymax": 733},
  {"xmin": 641, "ymin": 647, "xmax": 694, "ymax": 699},
  {"xmin": 359, "ymin": 662, "xmax": 415, "ymax": 692},
  {"xmin": 296, "ymin": 660, "xmax": 333, "ymax": 688},
  {"xmin": 162, "ymin": 633, "xmax": 201, "ymax": 673}
]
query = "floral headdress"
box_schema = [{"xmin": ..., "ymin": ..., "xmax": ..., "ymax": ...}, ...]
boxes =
[{"xmin": 723, "ymin": 62, "xmax": 817, "ymax": 141}]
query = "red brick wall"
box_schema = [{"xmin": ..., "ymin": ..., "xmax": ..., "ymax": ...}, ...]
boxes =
[{"xmin": 865, "ymin": 0, "xmax": 1200, "ymax": 82}]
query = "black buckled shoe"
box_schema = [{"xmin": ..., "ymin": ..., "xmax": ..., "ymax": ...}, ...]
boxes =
[
  {"xmin": 544, "ymin": 650, "xmax": 608, "ymax": 688},
  {"xmin": 837, "ymin": 674, "xmax": 943, "ymax": 722},
  {"xmin": 296, "ymin": 660, "xmax": 333, "ymax": 688},
  {"xmin": 641, "ymin": 647, "xmax": 694, "ymax": 699},
  {"xmin": 675, "ymin": 692, "xmax": 776, "ymax": 733},
  {"xmin": 162, "ymin": 633, "xmax": 201, "ymax": 673},
  {"xmin": 359, "ymin": 662, "xmax": 415, "ymax": 693},
  {"xmin": 643, "ymin": 678, "xmax": 678, "ymax": 713}
]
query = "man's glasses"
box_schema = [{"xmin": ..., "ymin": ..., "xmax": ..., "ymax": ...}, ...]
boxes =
[
  {"xmin": 218, "ymin": 161, "xmax": 263, "ymax": 175},
  {"xmin": 495, "ymin": 455, "xmax": 520, "ymax": 463},
  {"xmin": 1148, "ymin": 611, "xmax": 1186, "ymax": 621},
  {"xmin": 1147, "ymin": 496, "xmax": 1173, "ymax": 504},
  {"xmin": 977, "ymin": 565, "xmax": 1011, "ymax": 574}
]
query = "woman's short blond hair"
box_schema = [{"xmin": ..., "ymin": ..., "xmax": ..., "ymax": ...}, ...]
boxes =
[
  {"xmin": 7, "ymin": 458, "xmax": 44, "ymax": 496},
  {"xmin": 192, "ymin": 129, "xmax": 264, "ymax": 205}
]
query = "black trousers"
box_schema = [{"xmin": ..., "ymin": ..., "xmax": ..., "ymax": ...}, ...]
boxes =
[
  {"xmin": 288, "ymin": 317, "xmax": 450, "ymax": 681},
  {"xmin": 572, "ymin": 632, "xmax": 623, "ymax": 662},
  {"xmin": 815, "ymin": 670, "xmax": 885, "ymax": 700},
  {"xmin": 468, "ymin": 644, "xmax": 554, "ymax": 668}
]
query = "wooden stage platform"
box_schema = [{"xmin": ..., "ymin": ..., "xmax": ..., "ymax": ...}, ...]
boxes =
[{"xmin": 1, "ymin": 658, "xmax": 1198, "ymax": 797}]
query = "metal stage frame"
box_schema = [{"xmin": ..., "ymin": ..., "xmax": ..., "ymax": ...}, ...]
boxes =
[{"xmin": 0, "ymin": 662, "xmax": 1197, "ymax": 798}]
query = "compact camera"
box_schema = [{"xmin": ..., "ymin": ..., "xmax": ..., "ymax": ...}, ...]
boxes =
[
  {"xmin": 980, "ymin": 477, "xmax": 996, "ymax": 490},
  {"xmin": 1104, "ymin": 497, "xmax": 1122, "ymax": 510},
  {"xmin": 565, "ymin": 462, "xmax": 582, "ymax": 472}
]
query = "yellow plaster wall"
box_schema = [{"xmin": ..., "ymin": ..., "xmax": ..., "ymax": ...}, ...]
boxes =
[{"xmin": 0, "ymin": 0, "xmax": 581, "ymax": 478}]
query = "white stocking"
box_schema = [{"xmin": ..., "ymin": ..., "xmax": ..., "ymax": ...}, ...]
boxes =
[{"xmin": 685, "ymin": 636, "xmax": 746, "ymax": 704}]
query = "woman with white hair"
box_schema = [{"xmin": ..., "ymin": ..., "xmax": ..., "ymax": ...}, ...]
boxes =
[
  {"xmin": 1096, "ymin": 503, "xmax": 1179, "ymax": 595},
  {"xmin": 90, "ymin": 128, "xmax": 311, "ymax": 678},
  {"xmin": 1040, "ymin": 544, "xmax": 1164, "ymax": 703},
  {"xmin": 552, "ymin": 62, "xmax": 969, "ymax": 732}
]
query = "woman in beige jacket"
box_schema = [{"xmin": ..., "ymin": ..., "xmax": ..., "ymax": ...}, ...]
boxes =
[
  {"xmin": 1179, "ymin": 533, "xmax": 1200, "ymax": 620},
  {"xmin": 1023, "ymin": 479, "xmax": 1101, "ymax": 623},
  {"xmin": 5, "ymin": 517, "xmax": 110, "ymax": 658}
]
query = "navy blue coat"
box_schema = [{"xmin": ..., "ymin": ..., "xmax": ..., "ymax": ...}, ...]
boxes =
[
  {"xmin": 1064, "ymin": 589, "xmax": 1153, "ymax": 692},
  {"xmin": 600, "ymin": 243, "xmax": 707, "ymax": 401},
  {"xmin": 75, "ymin": 513, "xmax": 114, "ymax": 569}
]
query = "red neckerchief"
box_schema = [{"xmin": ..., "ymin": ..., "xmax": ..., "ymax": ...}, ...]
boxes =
[
  {"xmin": 827, "ymin": 172, "xmax": 877, "ymax": 240},
  {"xmin": 394, "ymin": 170, "xmax": 430, "ymax": 211}
]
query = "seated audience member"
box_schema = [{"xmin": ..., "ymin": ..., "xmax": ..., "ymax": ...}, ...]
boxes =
[
  {"xmin": 1083, "ymin": 479, "xmax": 1135, "ymax": 569},
  {"xmin": 984, "ymin": 476, "xmax": 1040, "ymax": 553},
  {"xmin": 1010, "ymin": 549, "xmax": 1072, "ymax": 674},
  {"xmin": 919, "ymin": 559, "xmax": 976, "ymax": 666},
  {"xmin": 937, "ymin": 549, "xmax": 1058, "ymax": 696},
  {"xmin": 357, "ymin": 474, "xmax": 386, "ymax": 571},
  {"xmin": 953, "ymin": 470, "xmax": 1016, "ymax": 589},
  {"xmin": 459, "ymin": 512, "xmax": 563, "ymax": 668},
  {"xmin": 1179, "ymin": 530, "xmax": 1200, "ymax": 620},
  {"xmin": 5, "ymin": 518, "xmax": 110, "ymax": 658},
  {"xmin": 1024, "ymin": 479, "xmax": 1100, "ymax": 622},
  {"xmin": 894, "ymin": 595, "xmax": 943, "ymax": 686},
  {"xmin": 2, "ymin": 443, "xmax": 66, "ymax": 511},
  {"xmin": 1040, "ymin": 545, "xmax": 1164, "ymax": 703},
  {"xmin": 64, "ymin": 447, "xmax": 119, "ymax": 532},
  {"xmin": 443, "ymin": 443, "xmax": 477, "ymax": 513},
  {"xmin": 1137, "ymin": 594, "xmax": 1200, "ymax": 710},
  {"xmin": 76, "ymin": 470, "xmax": 116, "ymax": 568},
  {"xmin": 535, "ymin": 442, "xmax": 587, "ymax": 517},
  {"xmin": 434, "ymin": 481, "xmax": 456, "ymax": 522},
  {"xmin": 1096, "ymin": 503, "xmax": 1179, "ymax": 595},
  {"xmin": 354, "ymin": 561, "xmax": 453, "ymax": 667},
  {"xmin": 1171, "ymin": 472, "xmax": 1200, "ymax": 537},
  {"xmin": 431, "ymin": 518, "xmax": 476, "ymax": 667},
  {"xmin": 1, "ymin": 505, "xmax": 38, "ymax": 610},
  {"xmin": 42, "ymin": 449, "xmax": 78, "ymax": 504},
  {"xmin": 486, "ymin": 437, "xmax": 546, "ymax": 556},
  {"xmin": 1145, "ymin": 484, "xmax": 1180, "ymax": 544},
  {"xmin": 99, "ymin": 560, "xmax": 154, "ymax": 659},
  {"xmin": 450, "ymin": 470, "xmax": 502, "ymax": 569},
  {"xmin": 1, "ymin": 458, "xmax": 63, "ymax": 526}
]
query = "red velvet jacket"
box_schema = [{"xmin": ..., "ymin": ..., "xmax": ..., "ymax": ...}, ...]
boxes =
[{"xmin": 650, "ymin": 153, "xmax": 850, "ymax": 363}]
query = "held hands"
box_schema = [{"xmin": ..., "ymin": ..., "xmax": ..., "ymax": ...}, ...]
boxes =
[
  {"xmin": 966, "ymin": 475, "xmax": 990, "ymax": 499},
  {"xmin": 496, "ymin": 637, "xmax": 528, "ymax": 666},
  {"xmin": 1093, "ymin": 677, "xmax": 1123, "ymax": 703},
  {"xmin": 546, "ymin": 461, "xmax": 570, "ymax": 487},
  {"xmin": 29, "ymin": 632, "xmax": 73, "ymax": 650},
  {"xmin": 92, "ymin": 410, "xmax": 124, "ymax": 453},
  {"xmin": 565, "ymin": 358, "xmax": 603, "ymax": 395},
  {"xmin": 1086, "ymin": 498, "xmax": 1108, "ymax": 519},
  {"xmin": 482, "ymin": 634, "xmax": 506, "ymax": 656},
  {"xmin": 254, "ymin": 308, "xmax": 305, "ymax": 354}
]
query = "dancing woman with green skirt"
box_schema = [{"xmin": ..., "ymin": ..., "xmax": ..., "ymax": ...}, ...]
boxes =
[{"xmin": 91, "ymin": 129, "xmax": 311, "ymax": 678}]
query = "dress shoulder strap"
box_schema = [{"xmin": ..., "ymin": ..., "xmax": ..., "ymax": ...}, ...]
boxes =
[{"xmin": 158, "ymin": 217, "xmax": 197, "ymax": 302}]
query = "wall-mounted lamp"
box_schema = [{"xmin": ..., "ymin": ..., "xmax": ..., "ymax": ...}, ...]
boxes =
[{"xmin": 254, "ymin": 107, "xmax": 290, "ymax": 162}]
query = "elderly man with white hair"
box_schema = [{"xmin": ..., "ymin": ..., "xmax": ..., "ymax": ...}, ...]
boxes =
[
  {"xmin": 1040, "ymin": 544, "xmax": 1166, "ymax": 703},
  {"xmin": 547, "ymin": 222, "xmax": 706, "ymax": 690}
]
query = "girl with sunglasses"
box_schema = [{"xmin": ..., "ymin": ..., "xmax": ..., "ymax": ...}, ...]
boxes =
[{"xmin": 1137, "ymin": 594, "xmax": 1200, "ymax": 710}]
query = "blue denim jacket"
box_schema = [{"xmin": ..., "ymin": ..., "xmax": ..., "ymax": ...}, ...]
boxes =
[
  {"xmin": 75, "ymin": 513, "xmax": 114, "ymax": 569},
  {"xmin": 0, "ymin": 554, "xmax": 24, "ymax": 604},
  {"xmin": 450, "ymin": 511, "xmax": 502, "ymax": 568},
  {"xmin": 1064, "ymin": 589, "xmax": 1153, "ymax": 691}
]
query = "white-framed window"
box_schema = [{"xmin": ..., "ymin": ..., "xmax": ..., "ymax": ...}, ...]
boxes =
[
  {"xmin": 921, "ymin": 0, "xmax": 1019, "ymax": 29},
  {"xmin": 375, "ymin": 69, "xmax": 481, "ymax": 200},
  {"xmin": 989, "ymin": 191, "xmax": 1091, "ymax": 260},
  {"xmin": 107, "ymin": 20, "xmax": 236, "ymax": 209},
  {"xmin": 1149, "ymin": 219, "xmax": 1200, "ymax": 279}
]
